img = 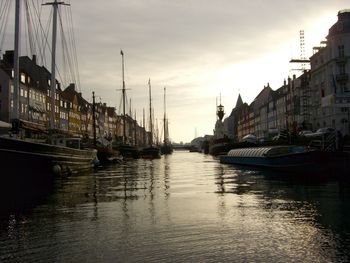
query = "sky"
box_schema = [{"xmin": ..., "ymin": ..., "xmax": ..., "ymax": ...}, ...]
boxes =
[{"xmin": 1, "ymin": 0, "xmax": 349, "ymax": 143}]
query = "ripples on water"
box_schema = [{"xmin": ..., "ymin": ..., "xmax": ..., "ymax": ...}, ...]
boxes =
[{"xmin": 1, "ymin": 150, "xmax": 350, "ymax": 262}]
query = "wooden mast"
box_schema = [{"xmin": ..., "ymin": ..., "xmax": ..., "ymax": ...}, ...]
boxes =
[
  {"xmin": 120, "ymin": 50, "xmax": 126, "ymax": 144},
  {"xmin": 13, "ymin": 0, "xmax": 21, "ymax": 122},
  {"xmin": 163, "ymin": 87, "xmax": 166, "ymax": 143},
  {"xmin": 44, "ymin": 0, "xmax": 69, "ymax": 129},
  {"xmin": 148, "ymin": 78, "xmax": 153, "ymax": 145}
]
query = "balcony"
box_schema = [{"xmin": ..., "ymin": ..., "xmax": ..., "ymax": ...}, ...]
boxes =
[{"xmin": 336, "ymin": 73, "xmax": 349, "ymax": 83}]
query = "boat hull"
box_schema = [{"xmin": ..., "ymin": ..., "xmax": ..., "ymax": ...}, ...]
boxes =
[
  {"xmin": 0, "ymin": 136, "xmax": 98, "ymax": 176},
  {"xmin": 220, "ymin": 148, "xmax": 329, "ymax": 172},
  {"xmin": 161, "ymin": 144, "xmax": 173, "ymax": 155},
  {"xmin": 115, "ymin": 144, "xmax": 140, "ymax": 159},
  {"xmin": 140, "ymin": 146, "xmax": 161, "ymax": 159}
]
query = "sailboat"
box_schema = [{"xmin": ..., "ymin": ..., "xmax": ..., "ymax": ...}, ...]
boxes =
[
  {"xmin": 113, "ymin": 50, "xmax": 139, "ymax": 159},
  {"xmin": 139, "ymin": 79, "xmax": 161, "ymax": 159},
  {"xmin": 0, "ymin": 0, "xmax": 98, "ymax": 176},
  {"xmin": 160, "ymin": 87, "xmax": 173, "ymax": 154}
]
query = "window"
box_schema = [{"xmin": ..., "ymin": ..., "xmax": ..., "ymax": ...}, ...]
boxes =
[
  {"xmin": 10, "ymin": 85, "xmax": 14, "ymax": 93},
  {"xmin": 20, "ymin": 73, "xmax": 25, "ymax": 83},
  {"xmin": 340, "ymin": 83, "xmax": 349, "ymax": 93},
  {"xmin": 321, "ymin": 89, "xmax": 325, "ymax": 97},
  {"xmin": 338, "ymin": 45, "xmax": 345, "ymax": 57}
]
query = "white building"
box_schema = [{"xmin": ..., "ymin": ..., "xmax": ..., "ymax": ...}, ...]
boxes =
[{"xmin": 310, "ymin": 9, "xmax": 350, "ymax": 135}]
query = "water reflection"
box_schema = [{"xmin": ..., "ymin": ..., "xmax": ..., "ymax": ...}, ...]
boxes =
[
  {"xmin": 215, "ymin": 162, "xmax": 350, "ymax": 262},
  {"xmin": 1, "ymin": 151, "xmax": 350, "ymax": 262}
]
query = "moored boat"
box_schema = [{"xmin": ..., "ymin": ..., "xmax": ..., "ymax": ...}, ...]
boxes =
[
  {"xmin": 114, "ymin": 50, "xmax": 140, "ymax": 159},
  {"xmin": 219, "ymin": 145, "xmax": 329, "ymax": 172},
  {"xmin": 1, "ymin": 1, "xmax": 99, "ymax": 177},
  {"xmin": 140, "ymin": 78, "xmax": 161, "ymax": 159},
  {"xmin": 161, "ymin": 143, "xmax": 173, "ymax": 155},
  {"xmin": 140, "ymin": 145, "xmax": 161, "ymax": 159},
  {"xmin": 0, "ymin": 134, "xmax": 98, "ymax": 176},
  {"xmin": 160, "ymin": 87, "xmax": 173, "ymax": 155}
]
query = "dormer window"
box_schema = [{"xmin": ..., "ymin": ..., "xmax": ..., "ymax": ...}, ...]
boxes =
[{"xmin": 20, "ymin": 73, "xmax": 25, "ymax": 83}]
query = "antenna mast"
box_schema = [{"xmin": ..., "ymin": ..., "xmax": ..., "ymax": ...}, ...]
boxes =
[{"xmin": 300, "ymin": 30, "xmax": 306, "ymax": 70}]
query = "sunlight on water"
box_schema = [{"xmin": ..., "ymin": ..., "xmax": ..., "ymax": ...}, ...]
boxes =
[{"xmin": 1, "ymin": 150, "xmax": 350, "ymax": 262}]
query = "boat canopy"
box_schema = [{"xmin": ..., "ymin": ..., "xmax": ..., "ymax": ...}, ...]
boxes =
[
  {"xmin": 227, "ymin": 146, "xmax": 307, "ymax": 157},
  {"xmin": 0, "ymin": 121, "xmax": 11, "ymax": 128}
]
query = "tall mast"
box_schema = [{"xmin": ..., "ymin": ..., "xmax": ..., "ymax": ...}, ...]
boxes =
[
  {"xmin": 92, "ymin": 91, "xmax": 97, "ymax": 146},
  {"xmin": 148, "ymin": 78, "xmax": 153, "ymax": 145},
  {"xmin": 13, "ymin": 0, "xmax": 21, "ymax": 121},
  {"xmin": 44, "ymin": 0, "xmax": 69, "ymax": 129},
  {"xmin": 163, "ymin": 87, "xmax": 166, "ymax": 143},
  {"xmin": 134, "ymin": 110, "xmax": 137, "ymax": 146},
  {"xmin": 120, "ymin": 50, "xmax": 126, "ymax": 144},
  {"xmin": 143, "ymin": 108, "xmax": 146, "ymax": 145}
]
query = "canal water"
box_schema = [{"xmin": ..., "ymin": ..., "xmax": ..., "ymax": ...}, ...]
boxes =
[{"xmin": 1, "ymin": 150, "xmax": 350, "ymax": 262}]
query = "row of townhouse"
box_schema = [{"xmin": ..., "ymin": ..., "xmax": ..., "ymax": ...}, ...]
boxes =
[
  {"xmin": 225, "ymin": 10, "xmax": 350, "ymax": 141},
  {"xmin": 0, "ymin": 50, "xmax": 148, "ymax": 144}
]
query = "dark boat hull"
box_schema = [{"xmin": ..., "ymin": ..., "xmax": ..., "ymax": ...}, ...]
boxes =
[
  {"xmin": 0, "ymin": 136, "xmax": 98, "ymax": 176},
  {"xmin": 140, "ymin": 146, "xmax": 161, "ymax": 159},
  {"xmin": 160, "ymin": 144, "xmax": 173, "ymax": 155},
  {"xmin": 96, "ymin": 146, "xmax": 120, "ymax": 164},
  {"xmin": 116, "ymin": 144, "xmax": 140, "ymax": 159},
  {"xmin": 220, "ymin": 149, "xmax": 329, "ymax": 172}
]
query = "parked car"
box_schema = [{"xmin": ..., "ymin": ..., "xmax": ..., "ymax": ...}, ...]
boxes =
[
  {"xmin": 298, "ymin": 130, "xmax": 313, "ymax": 136},
  {"xmin": 272, "ymin": 130, "xmax": 288, "ymax": 141},
  {"xmin": 304, "ymin": 127, "xmax": 335, "ymax": 137},
  {"xmin": 242, "ymin": 134, "xmax": 258, "ymax": 144}
]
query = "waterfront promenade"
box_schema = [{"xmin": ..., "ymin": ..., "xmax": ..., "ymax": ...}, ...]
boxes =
[{"xmin": 1, "ymin": 150, "xmax": 350, "ymax": 262}]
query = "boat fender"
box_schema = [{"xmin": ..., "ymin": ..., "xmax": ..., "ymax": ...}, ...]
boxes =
[{"xmin": 52, "ymin": 164, "xmax": 62, "ymax": 176}]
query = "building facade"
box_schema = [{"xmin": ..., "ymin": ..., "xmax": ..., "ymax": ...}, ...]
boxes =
[{"xmin": 309, "ymin": 10, "xmax": 350, "ymax": 136}]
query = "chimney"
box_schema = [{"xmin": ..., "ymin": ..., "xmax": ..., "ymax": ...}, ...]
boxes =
[
  {"xmin": 69, "ymin": 83, "xmax": 75, "ymax": 91},
  {"xmin": 4, "ymin": 51, "xmax": 14, "ymax": 65},
  {"xmin": 32, "ymin": 55, "xmax": 36, "ymax": 65}
]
